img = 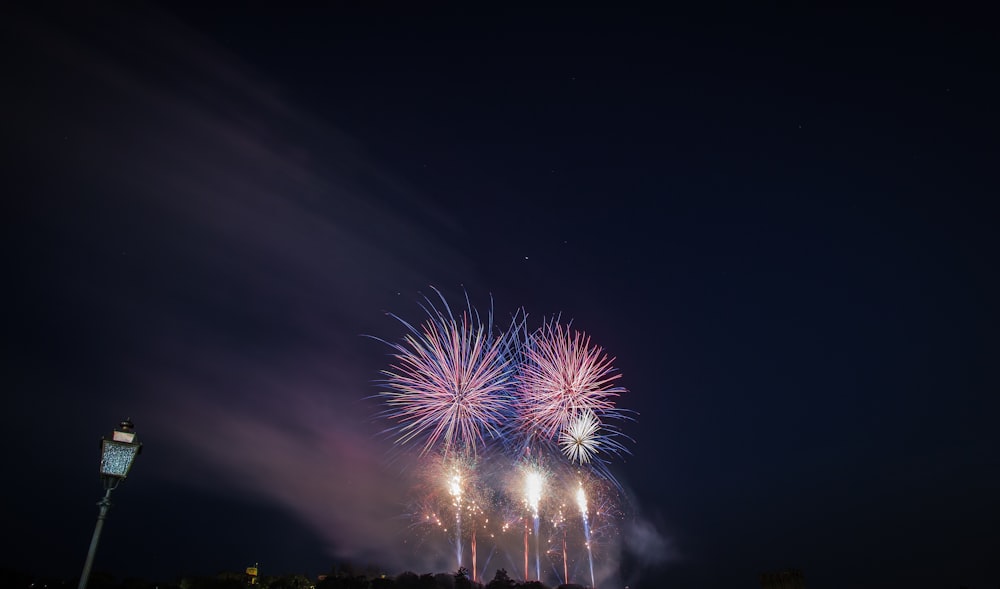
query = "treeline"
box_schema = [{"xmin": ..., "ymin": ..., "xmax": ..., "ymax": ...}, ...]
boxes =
[
  {"xmin": 315, "ymin": 567, "xmax": 588, "ymax": 589},
  {"xmin": 0, "ymin": 566, "xmax": 592, "ymax": 589}
]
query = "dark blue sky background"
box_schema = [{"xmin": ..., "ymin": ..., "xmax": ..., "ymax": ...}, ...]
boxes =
[{"xmin": 2, "ymin": 3, "xmax": 997, "ymax": 588}]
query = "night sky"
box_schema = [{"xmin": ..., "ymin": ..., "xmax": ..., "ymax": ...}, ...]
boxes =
[{"xmin": 3, "ymin": 3, "xmax": 998, "ymax": 588}]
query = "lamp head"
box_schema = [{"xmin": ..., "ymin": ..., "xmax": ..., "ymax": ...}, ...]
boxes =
[{"xmin": 99, "ymin": 418, "xmax": 142, "ymax": 487}]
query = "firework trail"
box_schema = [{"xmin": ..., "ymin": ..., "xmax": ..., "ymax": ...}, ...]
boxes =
[
  {"xmin": 547, "ymin": 504, "xmax": 569, "ymax": 585},
  {"xmin": 562, "ymin": 528, "xmax": 568, "ymax": 585},
  {"xmin": 523, "ymin": 521, "xmax": 529, "ymax": 581},
  {"xmin": 449, "ymin": 471, "xmax": 463, "ymax": 567},
  {"xmin": 462, "ymin": 481, "xmax": 490, "ymax": 583},
  {"xmin": 577, "ymin": 484, "xmax": 596, "ymax": 589},
  {"xmin": 524, "ymin": 469, "xmax": 543, "ymax": 580},
  {"xmin": 372, "ymin": 287, "xmax": 517, "ymax": 458},
  {"xmin": 470, "ymin": 511, "xmax": 476, "ymax": 582}
]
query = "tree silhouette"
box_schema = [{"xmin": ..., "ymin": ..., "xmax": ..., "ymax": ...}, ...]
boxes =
[
  {"xmin": 432, "ymin": 572, "xmax": 454, "ymax": 589},
  {"xmin": 395, "ymin": 571, "xmax": 420, "ymax": 589},
  {"xmin": 454, "ymin": 567, "xmax": 472, "ymax": 589},
  {"xmin": 265, "ymin": 573, "xmax": 314, "ymax": 589},
  {"xmin": 316, "ymin": 570, "xmax": 368, "ymax": 589},
  {"xmin": 179, "ymin": 573, "xmax": 245, "ymax": 589},
  {"xmin": 486, "ymin": 569, "xmax": 514, "ymax": 589},
  {"xmin": 371, "ymin": 575, "xmax": 397, "ymax": 589}
]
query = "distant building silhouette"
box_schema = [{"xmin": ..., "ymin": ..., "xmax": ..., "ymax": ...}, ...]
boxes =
[{"xmin": 760, "ymin": 568, "xmax": 805, "ymax": 589}]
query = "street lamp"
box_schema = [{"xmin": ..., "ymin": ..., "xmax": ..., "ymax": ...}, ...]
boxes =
[{"xmin": 78, "ymin": 419, "xmax": 142, "ymax": 589}]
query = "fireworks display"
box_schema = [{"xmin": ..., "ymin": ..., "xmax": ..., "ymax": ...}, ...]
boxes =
[{"xmin": 372, "ymin": 290, "xmax": 635, "ymax": 588}]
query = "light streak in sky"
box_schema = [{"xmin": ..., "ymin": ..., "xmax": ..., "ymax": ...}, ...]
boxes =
[
  {"xmin": 577, "ymin": 484, "xmax": 596, "ymax": 589},
  {"xmin": 449, "ymin": 471, "xmax": 463, "ymax": 567},
  {"xmin": 524, "ymin": 469, "xmax": 544, "ymax": 580}
]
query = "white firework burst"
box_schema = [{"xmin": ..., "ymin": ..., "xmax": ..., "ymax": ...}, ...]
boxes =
[{"xmin": 559, "ymin": 409, "xmax": 601, "ymax": 464}]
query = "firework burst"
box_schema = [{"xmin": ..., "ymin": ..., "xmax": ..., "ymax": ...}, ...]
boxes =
[
  {"xmin": 373, "ymin": 288, "xmax": 516, "ymax": 457},
  {"xmin": 516, "ymin": 319, "xmax": 627, "ymax": 441},
  {"xmin": 559, "ymin": 409, "xmax": 601, "ymax": 464}
]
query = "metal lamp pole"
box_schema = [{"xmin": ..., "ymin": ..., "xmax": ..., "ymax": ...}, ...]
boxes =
[{"xmin": 78, "ymin": 419, "xmax": 142, "ymax": 589}]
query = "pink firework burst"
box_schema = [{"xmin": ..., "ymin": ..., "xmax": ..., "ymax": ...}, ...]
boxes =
[
  {"xmin": 516, "ymin": 320, "xmax": 626, "ymax": 441},
  {"xmin": 378, "ymin": 290, "xmax": 515, "ymax": 457}
]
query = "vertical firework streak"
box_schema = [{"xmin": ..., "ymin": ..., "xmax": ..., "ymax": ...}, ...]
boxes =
[
  {"xmin": 523, "ymin": 523, "xmax": 529, "ymax": 581},
  {"xmin": 468, "ymin": 499, "xmax": 476, "ymax": 584},
  {"xmin": 466, "ymin": 493, "xmax": 485, "ymax": 583},
  {"xmin": 553, "ymin": 505, "xmax": 568, "ymax": 585},
  {"xmin": 534, "ymin": 514, "xmax": 540, "ymax": 581},
  {"xmin": 525, "ymin": 470, "xmax": 543, "ymax": 580},
  {"xmin": 577, "ymin": 484, "xmax": 596, "ymax": 589},
  {"xmin": 562, "ymin": 527, "xmax": 568, "ymax": 585},
  {"xmin": 448, "ymin": 472, "xmax": 463, "ymax": 568},
  {"xmin": 471, "ymin": 524, "xmax": 477, "ymax": 583}
]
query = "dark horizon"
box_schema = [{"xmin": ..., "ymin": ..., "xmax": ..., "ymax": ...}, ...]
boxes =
[
  {"xmin": 0, "ymin": 562, "xmax": 807, "ymax": 589},
  {"xmin": 2, "ymin": 3, "xmax": 997, "ymax": 589}
]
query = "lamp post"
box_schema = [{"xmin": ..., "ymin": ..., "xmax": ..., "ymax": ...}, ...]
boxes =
[{"xmin": 78, "ymin": 419, "xmax": 142, "ymax": 589}]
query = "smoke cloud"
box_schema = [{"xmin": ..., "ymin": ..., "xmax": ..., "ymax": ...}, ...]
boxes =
[{"xmin": 6, "ymin": 4, "xmax": 477, "ymax": 575}]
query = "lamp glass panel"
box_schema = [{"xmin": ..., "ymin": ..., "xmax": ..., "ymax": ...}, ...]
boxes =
[{"xmin": 100, "ymin": 441, "xmax": 139, "ymax": 477}]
